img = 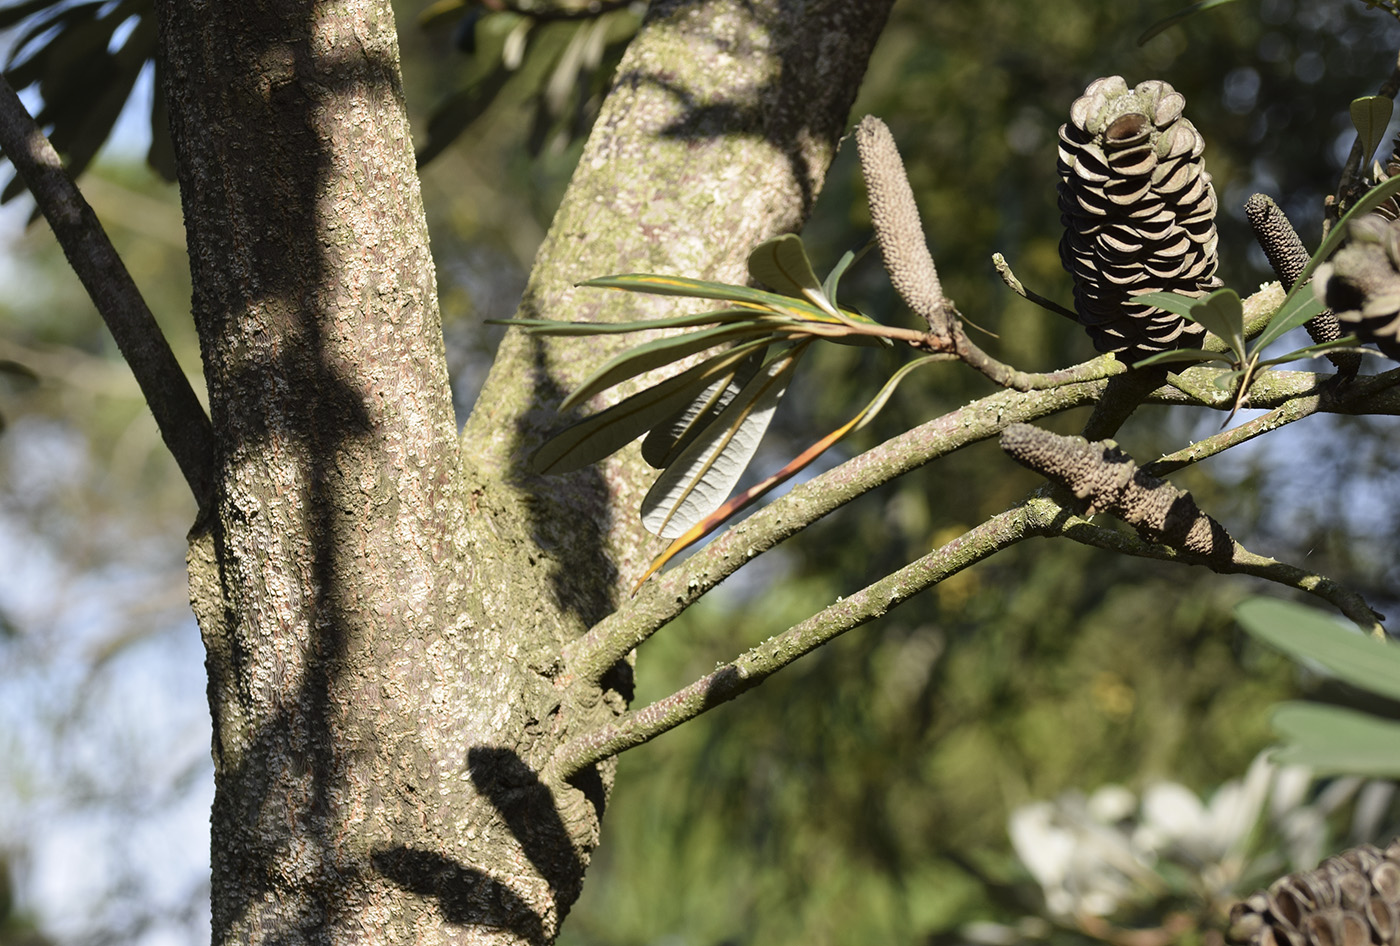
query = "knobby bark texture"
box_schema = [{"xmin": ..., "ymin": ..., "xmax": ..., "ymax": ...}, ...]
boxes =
[{"xmin": 158, "ymin": 0, "xmax": 891, "ymax": 942}]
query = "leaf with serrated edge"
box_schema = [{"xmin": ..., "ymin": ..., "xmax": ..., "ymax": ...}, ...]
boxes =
[
  {"xmin": 1351, "ymin": 96, "xmax": 1394, "ymax": 168},
  {"xmin": 642, "ymin": 351, "xmax": 763, "ymax": 469},
  {"xmin": 747, "ymin": 234, "xmax": 839, "ymax": 317},
  {"xmin": 559, "ymin": 322, "xmax": 786, "ymax": 412},
  {"xmin": 1269, "ymin": 703, "xmax": 1400, "ymax": 777},
  {"xmin": 1237, "ymin": 598, "xmax": 1400, "ymax": 700},
  {"xmin": 641, "ymin": 347, "xmax": 804, "ymax": 538},
  {"xmin": 531, "ymin": 341, "xmax": 772, "ymax": 475}
]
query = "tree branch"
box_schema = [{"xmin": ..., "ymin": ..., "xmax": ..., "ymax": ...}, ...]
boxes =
[
  {"xmin": 563, "ymin": 358, "xmax": 1400, "ymax": 685},
  {"xmin": 561, "ymin": 374, "xmax": 1112, "ymax": 683},
  {"xmin": 0, "ymin": 74, "xmax": 216, "ymax": 509},
  {"xmin": 551, "ymin": 497, "xmax": 1057, "ymax": 780},
  {"xmin": 1055, "ymin": 513, "xmax": 1384, "ymax": 633},
  {"xmin": 562, "ymin": 273, "xmax": 1400, "ymax": 686},
  {"xmin": 554, "ymin": 471, "xmax": 1384, "ymax": 778},
  {"xmin": 1000, "ymin": 425, "xmax": 1384, "ymax": 631}
]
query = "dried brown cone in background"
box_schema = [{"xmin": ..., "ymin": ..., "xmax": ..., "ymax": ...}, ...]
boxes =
[
  {"xmin": 1227, "ymin": 841, "xmax": 1400, "ymax": 946},
  {"xmin": 1314, "ymin": 213, "xmax": 1400, "ymax": 360},
  {"xmin": 1058, "ymin": 76, "xmax": 1222, "ymax": 363}
]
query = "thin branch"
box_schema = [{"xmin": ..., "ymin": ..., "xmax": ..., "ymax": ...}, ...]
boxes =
[
  {"xmin": 856, "ymin": 115, "xmax": 954, "ymax": 344},
  {"xmin": 561, "ymin": 374, "xmax": 1112, "ymax": 683},
  {"xmin": 554, "ymin": 479, "xmax": 1383, "ymax": 777},
  {"xmin": 948, "ymin": 318, "xmax": 1122, "ymax": 391},
  {"xmin": 0, "ymin": 75, "xmax": 216, "ymax": 509},
  {"xmin": 1001, "ymin": 425, "xmax": 1383, "ymax": 630},
  {"xmin": 992, "ymin": 252, "xmax": 1079, "ymax": 322},
  {"xmin": 550, "ymin": 498, "xmax": 1058, "ymax": 780},
  {"xmin": 562, "ymin": 292, "xmax": 1400, "ymax": 685},
  {"xmin": 1057, "ymin": 515, "xmax": 1383, "ymax": 634}
]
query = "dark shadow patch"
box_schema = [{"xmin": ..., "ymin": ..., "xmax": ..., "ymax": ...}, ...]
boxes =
[
  {"xmin": 467, "ymin": 746, "xmax": 586, "ymax": 907},
  {"xmin": 504, "ymin": 318, "xmax": 619, "ymax": 629},
  {"xmin": 371, "ymin": 847, "xmax": 546, "ymax": 945}
]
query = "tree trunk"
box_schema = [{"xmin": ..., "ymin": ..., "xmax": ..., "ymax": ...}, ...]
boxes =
[{"xmin": 157, "ymin": 0, "xmax": 891, "ymax": 941}]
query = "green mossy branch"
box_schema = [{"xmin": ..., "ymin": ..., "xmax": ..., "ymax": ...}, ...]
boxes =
[
  {"xmin": 563, "ymin": 329, "xmax": 1400, "ymax": 688},
  {"xmin": 552, "ymin": 478, "xmax": 1383, "ymax": 776}
]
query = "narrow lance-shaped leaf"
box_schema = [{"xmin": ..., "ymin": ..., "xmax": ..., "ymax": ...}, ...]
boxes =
[
  {"xmin": 822, "ymin": 240, "xmax": 872, "ymax": 305},
  {"xmin": 1136, "ymin": 0, "xmax": 1240, "ymax": 45},
  {"xmin": 560, "ymin": 321, "xmax": 783, "ymax": 412},
  {"xmin": 1276, "ymin": 174, "xmax": 1400, "ymax": 311},
  {"xmin": 1131, "ymin": 290, "xmax": 1202, "ymax": 320},
  {"xmin": 495, "ymin": 307, "xmax": 778, "ymax": 336},
  {"xmin": 581, "ymin": 273, "xmax": 887, "ymax": 329},
  {"xmin": 632, "ymin": 354, "xmax": 944, "ymax": 588},
  {"xmin": 641, "ymin": 345, "xmax": 806, "ymax": 539},
  {"xmin": 530, "ymin": 339, "xmax": 774, "ymax": 475},
  {"xmin": 641, "ymin": 351, "xmax": 764, "ymax": 469},
  {"xmin": 1131, "ymin": 348, "xmax": 1232, "ymax": 370}
]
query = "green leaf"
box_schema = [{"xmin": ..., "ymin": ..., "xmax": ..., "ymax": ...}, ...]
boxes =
[
  {"xmin": 559, "ymin": 322, "xmax": 783, "ymax": 413},
  {"xmin": 822, "ymin": 240, "xmax": 873, "ymax": 304},
  {"xmin": 642, "ymin": 352, "xmax": 763, "ymax": 469},
  {"xmin": 747, "ymin": 234, "xmax": 836, "ymax": 315},
  {"xmin": 1257, "ymin": 337, "xmax": 1368, "ymax": 369},
  {"xmin": 495, "ymin": 308, "xmax": 773, "ymax": 335},
  {"xmin": 1351, "ymin": 96, "xmax": 1394, "ymax": 168},
  {"xmin": 530, "ymin": 341, "xmax": 771, "ymax": 475},
  {"xmin": 1278, "ymin": 174, "xmax": 1400, "ymax": 311},
  {"xmin": 1254, "ymin": 290, "xmax": 1327, "ymax": 352},
  {"xmin": 641, "ymin": 346, "xmax": 805, "ymax": 538},
  {"xmin": 581, "ymin": 273, "xmax": 884, "ymax": 329},
  {"xmin": 1130, "ymin": 348, "xmax": 1233, "ymax": 370},
  {"xmin": 1269, "ymin": 703, "xmax": 1400, "ymax": 777},
  {"xmin": 1183, "ymin": 289, "xmax": 1246, "ymax": 359},
  {"xmin": 1137, "ymin": 0, "xmax": 1240, "ymax": 45},
  {"xmin": 1237, "ymin": 598, "xmax": 1400, "ymax": 700},
  {"xmin": 1130, "ymin": 290, "xmax": 1200, "ymax": 319}
]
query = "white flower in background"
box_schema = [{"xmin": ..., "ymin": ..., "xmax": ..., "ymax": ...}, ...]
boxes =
[
  {"xmin": 1006, "ymin": 752, "xmax": 1387, "ymax": 921},
  {"xmin": 1009, "ymin": 789, "xmax": 1155, "ymax": 917}
]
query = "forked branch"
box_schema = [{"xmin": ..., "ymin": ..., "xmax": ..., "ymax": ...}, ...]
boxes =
[{"xmin": 554, "ymin": 473, "xmax": 1381, "ymax": 778}]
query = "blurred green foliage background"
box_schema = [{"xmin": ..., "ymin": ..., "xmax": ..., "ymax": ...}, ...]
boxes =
[{"xmin": 4, "ymin": 1, "xmax": 1400, "ymax": 944}]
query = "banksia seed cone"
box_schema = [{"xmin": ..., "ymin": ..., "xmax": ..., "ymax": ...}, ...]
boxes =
[
  {"xmin": 1314, "ymin": 213, "xmax": 1400, "ymax": 360},
  {"xmin": 1227, "ymin": 841, "xmax": 1400, "ymax": 946},
  {"xmin": 1058, "ymin": 76, "xmax": 1222, "ymax": 363}
]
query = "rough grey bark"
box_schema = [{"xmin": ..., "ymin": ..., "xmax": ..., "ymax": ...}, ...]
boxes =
[{"xmin": 156, "ymin": 0, "xmax": 891, "ymax": 943}]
